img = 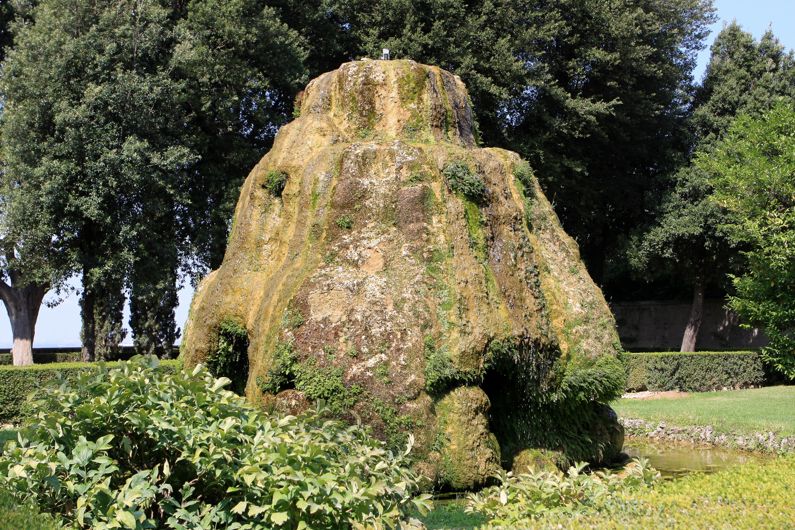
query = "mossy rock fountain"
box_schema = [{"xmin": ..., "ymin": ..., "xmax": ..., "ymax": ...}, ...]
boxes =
[{"xmin": 181, "ymin": 59, "xmax": 625, "ymax": 490}]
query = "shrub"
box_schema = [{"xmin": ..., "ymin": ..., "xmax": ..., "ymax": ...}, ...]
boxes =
[
  {"xmin": 443, "ymin": 161, "xmax": 486, "ymax": 202},
  {"xmin": 0, "ymin": 356, "xmax": 430, "ymax": 529},
  {"xmin": 466, "ymin": 459, "xmax": 658, "ymax": 524},
  {"xmin": 623, "ymin": 351, "xmax": 765, "ymax": 392},
  {"xmin": 206, "ymin": 318, "xmax": 249, "ymax": 394},
  {"xmin": 0, "ymin": 351, "xmax": 81, "ymax": 365},
  {"xmin": 263, "ymin": 169, "xmax": 289, "ymax": 197},
  {"xmin": 0, "ymin": 360, "xmax": 180, "ymax": 423}
]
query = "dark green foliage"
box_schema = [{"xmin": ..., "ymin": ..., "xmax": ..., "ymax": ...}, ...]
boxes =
[
  {"xmin": 0, "ymin": 360, "xmax": 181, "ymax": 423},
  {"xmin": 263, "ymin": 170, "xmax": 289, "ymax": 197},
  {"xmin": 0, "ymin": 357, "xmax": 430, "ymax": 528},
  {"xmin": 293, "ymin": 359, "xmax": 363, "ymax": 415},
  {"xmin": 697, "ymin": 103, "xmax": 795, "ymax": 378},
  {"xmin": 483, "ymin": 342, "xmax": 626, "ymax": 465},
  {"xmin": 205, "ymin": 319, "xmax": 249, "ymax": 394},
  {"xmin": 369, "ymin": 399, "xmax": 416, "ymax": 454},
  {"xmin": 258, "ymin": 342, "xmax": 362, "ymax": 415},
  {"xmin": 423, "ymin": 336, "xmax": 481, "ymax": 395},
  {"xmin": 1, "ymin": 0, "xmax": 308, "ymax": 358},
  {"xmin": 629, "ymin": 23, "xmax": 795, "ymax": 308},
  {"xmin": 335, "ymin": 215, "xmax": 354, "ymax": 230},
  {"xmin": 258, "ymin": 340, "xmax": 299, "ymax": 394},
  {"xmin": 0, "ymin": 488, "xmax": 58, "ymax": 530},
  {"xmin": 0, "ymin": 351, "xmax": 82, "ymax": 365},
  {"xmin": 623, "ymin": 351, "xmax": 766, "ymax": 392},
  {"xmin": 443, "ymin": 162, "xmax": 486, "ymax": 203}
]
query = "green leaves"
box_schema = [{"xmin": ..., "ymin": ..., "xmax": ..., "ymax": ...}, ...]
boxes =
[
  {"xmin": 0, "ymin": 356, "xmax": 425, "ymax": 528},
  {"xmin": 443, "ymin": 162, "xmax": 486, "ymax": 203},
  {"xmin": 697, "ymin": 102, "xmax": 795, "ymax": 378},
  {"xmin": 466, "ymin": 458, "xmax": 659, "ymax": 525}
]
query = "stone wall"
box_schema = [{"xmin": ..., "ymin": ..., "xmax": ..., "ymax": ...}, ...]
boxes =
[{"xmin": 611, "ymin": 300, "xmax": 767, "ymax": 351}]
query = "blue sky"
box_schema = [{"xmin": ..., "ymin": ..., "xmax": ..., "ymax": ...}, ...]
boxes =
[{"xmin": 3, "ymin": 0, "xmax": 795, "ymax": 348}]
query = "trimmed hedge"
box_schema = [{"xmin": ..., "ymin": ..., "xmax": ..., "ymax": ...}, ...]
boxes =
[
  {"xmin": 0, "ymin": 351, "xmax": 81, "ymax": 365},
  {"xmin": 0, "ymin": 359, "xmax": 181, "ymax": 423},
  {"xmin": 623, "ymin": 351, "xmax": 765, "ymax": 392}
]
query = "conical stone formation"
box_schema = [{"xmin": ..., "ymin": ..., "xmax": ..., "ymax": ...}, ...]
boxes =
[{"xmin": 182, "ymin": 60, "xmax": 625, "ymax": 490}]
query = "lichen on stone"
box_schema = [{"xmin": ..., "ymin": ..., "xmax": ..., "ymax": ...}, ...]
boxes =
[{"xmin": 181, "ymin": 59, "xmax": 625, "ymax": 490}]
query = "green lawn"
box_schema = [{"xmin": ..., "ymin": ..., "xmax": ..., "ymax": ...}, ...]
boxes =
[{"xmin": 614, "ymin": 385, "xmax": 795, "ymax": 436}]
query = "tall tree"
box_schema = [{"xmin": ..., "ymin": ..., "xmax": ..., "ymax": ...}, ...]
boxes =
[
  {"xmin": 283, "ymin": 0, "xmax": 715, "ymax": 283},
  {"xmin": 631, "ymin": 23, "xmax": 795, "ymax": 350},
  {"xmin": 697, "ymin": 102, "xmax": 795, "ymax": 377},
  {"xmin": 1, "ymin": 0, "xmax": 307, "ymax": 358}
]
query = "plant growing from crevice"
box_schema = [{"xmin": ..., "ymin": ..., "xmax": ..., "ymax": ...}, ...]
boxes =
[
  {"xmin": 423, "ymin": 335, "xmax": 482, "ymax": 395},
  {"xmin": 258, "ymin": 340, "xmax": 298, "ymax": 394},
  {"xmin": 206, "ymin": 318, "xmax": 249, "ymax": 394},
  {"xmin": 336, "ymin": 215, "xmax": 354, "ymax": 230},
  {"xmin": 443, "ymin": 161, "xmax": 486, "ymax": 203},
  {"xmin": 263, "ymin": 170, "xmax": 289, "ymax": 197}
]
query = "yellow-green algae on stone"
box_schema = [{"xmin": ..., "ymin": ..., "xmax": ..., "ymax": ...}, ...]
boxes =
[{"xmin": 181, "ymin": 59, "xmax": 625, "ymax": 489}]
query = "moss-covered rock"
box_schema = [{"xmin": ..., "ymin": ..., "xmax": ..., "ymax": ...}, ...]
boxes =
[
  {"xmin": 433, "ymin": 386, "xmax": 500, "ymax": 490},
  {"xmin": 181, "ymin": 59, "xmax": 625, "ymax": 489},
  {"xmin": 511, "ymin": 448, "xmax": 562, "ymax": 474}
]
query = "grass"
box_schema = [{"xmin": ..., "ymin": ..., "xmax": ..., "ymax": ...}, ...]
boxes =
[
  {"xmin": 423, "ymin": 455, "xmax": 795, "ymax": 529},
  {"xmin": 0, "ymin": 429, "xmax": 16, "ymax": 449},
  {"xmin": 420, "ymin": 501, "xmax": 488, "ymax": 529},
  {"xmin": 614, "ymin": 385, "xmax": 795, "ymax": 436}
]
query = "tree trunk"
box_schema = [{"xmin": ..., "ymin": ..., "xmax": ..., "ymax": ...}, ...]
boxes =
[
  {"xmin": 0, "ymin": 284, "xmax": 47, "ymax": 366},
  {"xmin": 680, "ymin": 278, "xmax": 705, "ymax": 352},
  {"xmin": 80, "ymin": 280, "xmax": 96, "ymax": 362}
]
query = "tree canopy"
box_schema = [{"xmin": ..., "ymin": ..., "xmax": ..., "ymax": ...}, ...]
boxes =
[
  {"xmin": 0, "ymin": 0, "xmax": 307, "ymax": 359},
  {"xmin": 696, "ymin": 102, "xmax": 795, "ymax": 378}
]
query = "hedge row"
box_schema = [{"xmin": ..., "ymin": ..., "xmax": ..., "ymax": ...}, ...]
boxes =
[
  {"xmin": 0, "ymin": 352, "xmax": 82, "ymax": 366},
  {"xmin": 0, "ymin": 360, "xmax": 181, "ymax": 424},
  {"xmin": 623, "ymin": 351, "xmax": 765, "ymax": 392}
]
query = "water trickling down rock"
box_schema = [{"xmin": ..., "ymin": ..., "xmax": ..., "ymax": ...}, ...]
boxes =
[{"xmin": 181, "ymin": 59, "xmax": 625, "ymax": 489}]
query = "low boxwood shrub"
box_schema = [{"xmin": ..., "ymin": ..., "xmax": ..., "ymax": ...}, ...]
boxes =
[
  {"xmin": 0, "ymin": 356, "xmax": 430, "ymax": 529},
  {"xmin": 0, "ymin": 351, "xmax": 82, "ymax": 365},
  {"xmin": 0, "ymin": 360, "xmax": 181, "ymax": 423},
  {"xmin": 623, "ymin": 351, "xmax": 765, "ymax": 392}
]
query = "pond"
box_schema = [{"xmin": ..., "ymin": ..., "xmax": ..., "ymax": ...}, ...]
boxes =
[{"xmin": 623, "ymin": 439, "xmax": 762, "ymax": 477}]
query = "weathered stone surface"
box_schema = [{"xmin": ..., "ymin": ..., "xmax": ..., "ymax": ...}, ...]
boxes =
[{"xmin": 181, "ymin": 59, "xmax": 625, "ymax": 489}]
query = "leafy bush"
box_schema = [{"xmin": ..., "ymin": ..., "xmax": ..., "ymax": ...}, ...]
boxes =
[
  {"xmin": 0, "ymin": 356, "xmax": 429, "ymax": 529},
  {"xmin": 206, "ymin": 318, "xmax": 249, "ymax": 394},
  {"xmin": 466, "ymin": 459, "xmax": 658, "ymax": 525},
  {"xmin": 443, "ymin": 162, "xmax": 486, "ymax": 202},
  {"xmin": 263, "ymin": 170, "xmax": 289, "ymax": 197},
  {"xmin": 623, "ymin": 351, "xmax": 765, "ymax": 392},
  {"xmin": 0, "ymin": 360, "xmax": 180, "ymax": 423},
  {"xmin": 698, "ymin": 102, "xmax": 795, "ymax": 379}
]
